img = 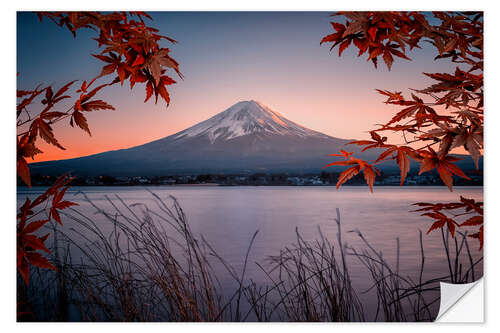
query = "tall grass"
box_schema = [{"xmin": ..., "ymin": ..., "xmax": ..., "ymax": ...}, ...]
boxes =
[
  {"xmin": 243, "ymin": 209, "xmax": 364, "ymax": 321},
  {"xmin": 17, "ymin": 192, "xmax": 482, "ymax": 322}
]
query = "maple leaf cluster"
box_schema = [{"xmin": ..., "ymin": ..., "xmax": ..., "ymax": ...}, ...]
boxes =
[
  {"xmin": 413, "ymin": 196, "xmax": 483, "ymax": 249},
  {"xmin": 324, "ymin": 149, "xmax": 380, "ymax": 192},
  {"xmin": 321, "ymin": 11, "xmax": 482, "ymax": 191},
  {"xmin": 17, "ymin": 174, "xmax": 78, "ymax": 284},
  {"xmin": 321, "ymin": 11, "xmax": 483, "ymax": 249},
  {"xmin": 38, "ymin": 11, "xmax": 181, "ymax": 105},
  {"xmin": 17, "ymin": 11, "xmax": 182, "ymax": 286},
  {"xmin": 17, "ymin": 79, "xmax": 115, "ymax": 187},
  {"xmin": 19, "ymin": 11, "xmax": 182, "ymax": 187}
]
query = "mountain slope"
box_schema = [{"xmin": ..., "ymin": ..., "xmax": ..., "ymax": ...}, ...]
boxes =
[
  {"xmin": 30, "ymin": 100, "xmax": 478, "ymax": 176},
  {"xmin": 171, "ymin": 100, "xmax": 330, "ymax": 143}
]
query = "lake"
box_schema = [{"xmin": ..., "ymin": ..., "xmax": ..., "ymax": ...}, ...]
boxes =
[{"xmin": 17, "ymin": 185, "xmax": 483, "ymax": 320}]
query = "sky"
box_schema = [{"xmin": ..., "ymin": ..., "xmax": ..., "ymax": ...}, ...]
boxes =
[{"xmin": 17, "ymin": 11, "xmax": 456, "ymax": 162}]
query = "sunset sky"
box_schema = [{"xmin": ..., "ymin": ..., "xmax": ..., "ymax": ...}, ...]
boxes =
[{"xmin": 17, "ymin": 11, "xmax": 457, "ymax": 162}]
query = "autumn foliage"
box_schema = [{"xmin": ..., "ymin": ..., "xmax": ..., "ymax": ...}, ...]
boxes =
[
  {"xmin": 413, "ymin": 196, "xmax": 483, "ymax": 249},
  {"xmin": 321, "ymin": 11, "xmax": 483, "ymax": 248},
  {"xmin": 17, "ymin": 174, "xmax": 77, "ymax": 284},
  {"xmin": 17, "ymin": 11, "xmax": 181, "ymax": 284}
]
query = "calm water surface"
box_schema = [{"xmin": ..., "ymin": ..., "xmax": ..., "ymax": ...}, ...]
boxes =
[{"xmin": 17, "ymin": 185, "xmax": 483, "ymax": 319}]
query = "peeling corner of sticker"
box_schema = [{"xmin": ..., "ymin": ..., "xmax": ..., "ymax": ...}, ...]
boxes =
[{"xmin": 435, "ymin": 278, "xmax": 484, "ymax": 322}]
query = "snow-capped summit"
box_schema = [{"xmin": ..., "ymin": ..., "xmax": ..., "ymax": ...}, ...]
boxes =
[{"xmin": 173, "ymin": 100, "xmax": 328, "ymax": 143}]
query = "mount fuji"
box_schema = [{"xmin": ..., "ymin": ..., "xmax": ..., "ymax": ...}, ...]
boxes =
[
  {"xmin": 30, "ymin": 100, "xmax": 467, "ymax": 177},
  {"xmin": 170, "ymin": 100, "xmax": 332, "ymax": 143}
]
